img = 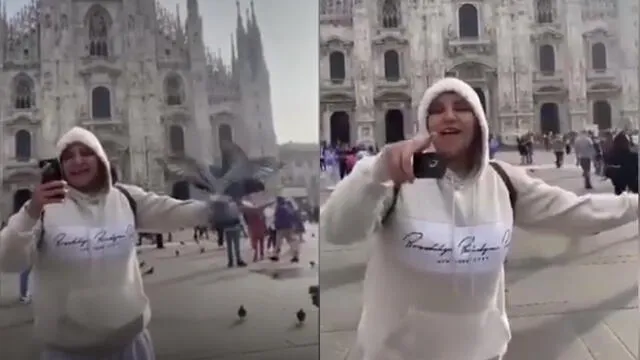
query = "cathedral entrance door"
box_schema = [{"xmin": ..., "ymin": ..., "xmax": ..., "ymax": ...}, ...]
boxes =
[
  {"xmin": 171, "ymin": 181, "xmax": 190, "ymax": 200},
  {"xmin": 384, "ymin": 109, "xmax": 405, "ymax": 144},
  {"xmin": 330, "ymin": 111, "xmax": 350, "ymax": 146},
  {"xmin": 540, "ymin": 103, "xmax": 560, "ymax": 134},
  {"xmin": 592, "ymin": 100, "xmax": 612, "ymax": 130},
  {"xmin": 13, "ymin": 189, "xmax": 31, "ymax": 213}
]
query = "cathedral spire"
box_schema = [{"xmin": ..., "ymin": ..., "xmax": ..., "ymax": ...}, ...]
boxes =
[
  {"xmin": 175, "ymin": 4, "xmax": 184, "ymax": 43},
  {"xmin": 187, "ymin": 0, "xmax": 199, "ymax": 17},
  {"xmin": 235, "ymin": 0, "xmax": 246, "ymax": 61}
]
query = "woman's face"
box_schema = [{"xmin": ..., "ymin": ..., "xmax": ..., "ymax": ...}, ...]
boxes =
[
  {"xmin": 60, "ymin": 143, "xmax": 101, "ymax": 190},
  {"xmin": 426, "ymin": 92, "xmax": 477, "ymax": 159}
]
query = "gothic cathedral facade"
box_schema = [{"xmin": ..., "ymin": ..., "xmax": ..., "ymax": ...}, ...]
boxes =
[
  {"xmin": 0, "ymin": 0, "xmax": 277, "ymax": 218},
  {"xmin": 319, "ymin": 0, "xmax": 639, "ymax": 147}
]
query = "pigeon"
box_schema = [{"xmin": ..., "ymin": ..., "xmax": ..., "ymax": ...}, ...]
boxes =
[
  {"xmin": 237, "ymin": 305, "xmax": 247, "ymax": 319},
  {"xmin": 179, "ymin": 241, "xmax": 185, "ymax": 246},
  {"xmin": 175, "ymin": 249, "xmax": 180, "ymax": 257},
  {"xmin": 139, "ymin": 261, "xmax": 146, "ymax": 268},
  {"xmin": 200, "ymin": 247, "xmax": 205, "ymax": 254},
  {"xmin": 296, "ymin": 309, "xmax": 306, "ymax": 323},
  {"xmin": 143, "ymin": 267, "xmax": 154, "ymax": 275},
  {"xmin": 309, "ymin": 261, "xmax": 316, "ymax": 268},
  {"xmin": 157, "ymin": 139, "xmax": 283, "ymax": 227}
]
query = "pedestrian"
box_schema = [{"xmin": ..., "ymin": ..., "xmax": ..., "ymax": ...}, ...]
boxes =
[
  {"xmin": 19, "ymin": 268, "xmax": 31, "ymax": 304},
  {"xmin": 0, "ymin": 126, "xmax": 221, "ymax": 360},
  {"xmin": 215, "ymin": 226, "xmax": 224, "ymax": 247},
  {"xmin": 321, "ymin": 77, "xmax": 638, "ymax": 360},
  {"xmin": 212, "ymin": 200, "xmax": 247, "ymax": 268},
  {"xmin": 488, "ymin": 134, "xmax": 499, "ymax": 160},
  {"xmin": 604, "ymin": 132, "xmax": 638, "ymax": 194},
  {"xmin": 573, "ymin": 131, "xmax": 595, "ymax": 189},
  {"xmin": 242, "ymin": 201, "xmax": 267, "ymax": 262},
  {"xmin": 551, "ymin": 134, "xmax": 565, "ymax": 168},
  {"xmin": 270, "ymin": 196, "xmax": 300, "ymax": 263}
]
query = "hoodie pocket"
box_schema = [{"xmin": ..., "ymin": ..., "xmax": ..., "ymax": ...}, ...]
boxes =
[{"xmin": 65, "ymin": 286, "xmax": 148, "ymax": 334}]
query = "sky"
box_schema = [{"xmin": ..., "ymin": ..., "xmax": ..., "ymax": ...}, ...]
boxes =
[{"xmin": 8, "ymin": 0, "xmax": 318, "ymax": 144}]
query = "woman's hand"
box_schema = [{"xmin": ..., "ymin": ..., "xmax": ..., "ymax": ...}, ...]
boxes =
[
  {"xmin": 380, "ymin": 133, "xmax": 435, "ymax": 185},
  {"xmin": 26, "ymin": 180, "xmax": 67, "ymax": 219}
]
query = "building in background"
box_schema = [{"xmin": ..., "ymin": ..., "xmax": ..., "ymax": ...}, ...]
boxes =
[
  {"xmin": 278, "ymin": 142, "xmax": 319, "ymax": 207},
  {"xmin": 0, "ymin": 0, "xmax": 277, "ymax": 217},
  {"xmin": 319, "ymin": 0, "xmax": 639, "ymax": 147}
]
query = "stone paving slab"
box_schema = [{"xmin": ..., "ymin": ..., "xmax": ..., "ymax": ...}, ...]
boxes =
[{"xmin": 0, "ymin": 227, "xmax": 320, "ymax": 360}]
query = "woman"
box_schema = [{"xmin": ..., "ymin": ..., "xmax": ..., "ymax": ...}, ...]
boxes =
[
  {"xmin": 605, "ymin": 132, "xmax": 639, "ymax": 194},
  {"xmin": 0, "ymin": 127, "xmax": 218, "ymax": 360},
  {"xmin": 320, "ymin": 78, "xmax": 638, "ymax": 360},
  {"xmin": 242, "ymin": 201, "xmax": 268, "ymax": 262}
]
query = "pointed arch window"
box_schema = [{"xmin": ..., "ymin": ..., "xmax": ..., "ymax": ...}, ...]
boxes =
[
  {"xmin": 384, "ymin": 50, "xmax": 400, "ymax": 81},
  {"xmin": 380, "ymin": 0, "xmax": 401, "ymax": 28},
  {"xmin": 169, "ymin": 125, "xmax": 185, "ymax": 154},
  {"xmin": 87, "ymin": 6, "xmax": 111, "ymax": 57},
  {"xmin": 538, "ymin": 45, "xmax": 556, "ymax": 74},
  {"xmin": 92, "ymin": 86, "xmax": 112, "ymax": 119},
  {"xmin": 458, "ymin": 4, "xmax": 479, "ymax": 38},
  {"xmin": 329, "ymin": 51, "xmax": 346, "ymax": 83},
  {"xmin": 591, "ymin": 42, "xmax": 607, "ymax": 71},
  {"xmin": 15, "ymin": 130, "xmax": 31, "ymax": 161},
  {"xmin": 13, "ymin": 75, "xmax": 35, "ymax": 109},
  {"xmin": 164, "ymin": 75, "xmax": 185, "ymax": 106}
]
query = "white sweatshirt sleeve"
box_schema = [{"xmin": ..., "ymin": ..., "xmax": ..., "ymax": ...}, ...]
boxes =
[
  {"xmin": 320, "ymin": 154, "xmax": 396, "ymax": 245},
  {"xmin": 118, "ymin": 184, "xmax": 210, "ymax": 232},
  {"xmin": 0, "ymin": 202, "xmax": 40, "ymax": 273},
  {"xmin": 498, "ymin": 161, "xmax": 638, "ymax": 236}
]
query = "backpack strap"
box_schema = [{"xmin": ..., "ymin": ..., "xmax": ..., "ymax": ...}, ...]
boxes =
[
  {"xmin": 114, "ymin": 184, "xmax": 138, "ymax": 226},
  {"xmin": 37, "ymin": 185, "xmax": 138, "ymax": 250},
  {"xmin": 380, "ymin": 186, "xmax": 401, "ymax": 225},
  {"xmin": 489, "ymin": 161, "xmax": 517, "ymax": 216},
  {"xmin": 381, "ymin": 162, "xmax": 517, "ymax": 226}
]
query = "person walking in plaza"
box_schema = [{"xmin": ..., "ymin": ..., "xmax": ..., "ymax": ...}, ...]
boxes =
[
  {"xmin": 269, "ymin": 196, "xmax": 300, "ymax": 263},
  {"xmin": 0, "ymin": 126, "xmax": 222, "ymax": 360},
  {"xmin": 212, "ymin": 200, "xmax": 247, "ymax": 268},
  {"xmin": 19, "ymin": 268, "xmax": 31, "ymax": 304},
  {"xmin": 574, "ymin": 130, "xmax": 595, "ymax": 189},
  {"xmin": 604, "ymin": 132, "xmax": 639, "ymax": 195},
  {"xmin": 551, "ymin": 133, "xmax": 565, "ymax": 168},
  {"xmin": 321, "ymin": 77, "xmax": 638, "ymax": 360},
  {"xmin": 242, "ymin": 201, "xmax": 268, "ymax": 262}
]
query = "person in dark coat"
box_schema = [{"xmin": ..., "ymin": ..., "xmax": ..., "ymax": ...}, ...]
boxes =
[{"xmin": 604, "ymin": 132, "xmax": 638, "ymax": 195}]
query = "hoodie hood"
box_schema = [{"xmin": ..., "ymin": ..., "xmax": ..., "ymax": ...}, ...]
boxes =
[
  {"xmin": 56, "ymin": 126, "xmax": 112, "ymax": 191},
  {"xmin": 416, "ymin": 77, "xmax": 489, "ymax": 180}
]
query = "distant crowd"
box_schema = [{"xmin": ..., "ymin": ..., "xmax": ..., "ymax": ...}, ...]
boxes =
[
  {"xmin": 322, "ymin": 128, "xmax": 639, "ymax": 196},
  {"xmin": 320, "ymin": 141, "xmax": 379, "ymax": 181}
]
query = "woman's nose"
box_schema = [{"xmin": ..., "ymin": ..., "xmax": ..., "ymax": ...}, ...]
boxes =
[{"xmin": 442, "ymin": 106, "xmax": 456, "ymax": 121}]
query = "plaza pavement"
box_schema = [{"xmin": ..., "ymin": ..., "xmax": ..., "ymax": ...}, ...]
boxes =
[
  {"xmin": 0, "ymin": 226, "xmax": 320, "ymax": 360},
  {"xmin": 320, "ymin": 150, "xmax": 638, "ymax": 360}
]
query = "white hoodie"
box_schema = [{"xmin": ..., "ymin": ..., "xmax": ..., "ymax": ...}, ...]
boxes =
[
  {"xmin": 0, "ymin": 127, "xmax": 211, "ymax": 354},
  {"xmin": 320, "ymin": 78, "xmax": 638, "ymax": 360}
]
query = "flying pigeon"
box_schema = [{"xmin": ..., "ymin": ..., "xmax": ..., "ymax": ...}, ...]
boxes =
[
  {"xmin": 158, "ymin": 139, "xmax": 282, "ymax": 200},
  {"xmin": 157, "ymin": 139, "xmax": 283, "ymax": 226}
]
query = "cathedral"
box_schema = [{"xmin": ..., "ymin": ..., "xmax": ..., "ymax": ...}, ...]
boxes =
[
  {"xmin": 319, "ymin": 0, "xmax": 639, "ymax": 147},
  {"xmin": 0, "ymin": 0, "xmax": 277, "ymax": 218}
]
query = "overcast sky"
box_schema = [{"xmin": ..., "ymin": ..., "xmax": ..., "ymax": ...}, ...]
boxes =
[{"xmin": 9, "ymin": 0, "xmax": 318, "ymax": 144}]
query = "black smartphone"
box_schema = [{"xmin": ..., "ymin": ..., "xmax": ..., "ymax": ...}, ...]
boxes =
[
  {"xmin": 39, "ymin": 159, "xmax": 63, "ymax": 184},
  {"xmin": 413, "ymin": 152, "xmax": 446, "ymax": 179}
]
